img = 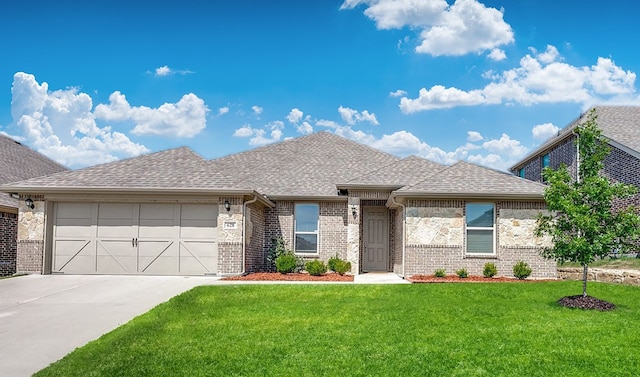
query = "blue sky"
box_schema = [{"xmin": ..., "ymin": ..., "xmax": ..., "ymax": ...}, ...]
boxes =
[{"xmin": 1, "ymin": 0, "xmax": 639, "ymax": 171}]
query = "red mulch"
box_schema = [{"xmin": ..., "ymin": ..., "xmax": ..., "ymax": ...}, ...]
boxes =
[
  {"xmin": 408, "ymin": 274, "xmax": 551, "ymax": 283},
  {"xmin": 221, "ymin": 272, "xmax": 354, "ymax": 282}
]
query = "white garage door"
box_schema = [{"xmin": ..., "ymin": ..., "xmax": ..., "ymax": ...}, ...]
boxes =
[{"xmin": 52, "ymin": 202, "xmax": 218, "ymax": 275}]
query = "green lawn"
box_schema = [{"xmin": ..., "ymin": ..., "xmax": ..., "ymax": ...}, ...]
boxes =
[{"xmin": 36, "ymin": 282, "xmax": 640, "ymax": 377}]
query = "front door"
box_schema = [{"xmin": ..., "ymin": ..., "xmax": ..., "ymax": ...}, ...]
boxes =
[{"xmin": 362, "ymin": 207, "xmax": 389, "ymax": 272}]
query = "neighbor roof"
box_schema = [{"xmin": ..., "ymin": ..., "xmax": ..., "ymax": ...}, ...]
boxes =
[
  {"xmin": 394, "ymin": 161, "xmax": 546, "ymax": 199},
  {"xmin": 0, "ymin": 135, "xmax": 67, "ymax": 211},
  {"xmin": 511, "ymin": 106, "xmax": 640, "ymax": 170},
  {"xmin": 209, "ymin": 132, "xmax": 400, "ymax": 197},
  {"xmin": 338, "ymin": 155, "xmax": 445, "ymax": 189}
]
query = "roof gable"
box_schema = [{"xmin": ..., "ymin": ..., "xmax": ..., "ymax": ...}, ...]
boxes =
[
  {"xmin": 210, "ymin": 132, "xmax": 400, "ymax": 196},
  {"xmin": 341, "ymin": 155, "xmax": 445, "ymax": 188},
  {"xmin": 396, "ymin": 161, "xmax": 546, "ymax": 198}
]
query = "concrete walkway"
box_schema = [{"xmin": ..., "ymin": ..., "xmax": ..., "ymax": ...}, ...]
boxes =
[
  {"xmin": 354, "ymin": 272, "xmax": 411, "ymax": 284},
  {"xmin": 0, "ymin": 274, "xmax": 219, "ymax": 377}
]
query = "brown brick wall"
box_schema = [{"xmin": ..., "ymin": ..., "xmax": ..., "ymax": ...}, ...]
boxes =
[
  {"xmin": 244, "ymin": 202, "xmax": 265, "ymax": 273},
  {"xmin": 318, "ymin": 202, "xmax": 348, "ymax": 261},
  {"xmin": 604, "ymin": 145, "xmax": 640, "ymax": 212},
  {"xmin": 16, "ymin": 240, "xmax": 43, "ymax": 274},
  {"xmin": 513, "ymin": 135, "xmax": 578, "ymax": 182},
  {"xmin": 217, "ymin": 242, "xmax": 242, "ymax": 275},
  {"xmin": 0, "ymin": 211, "xmax": 18, "ymax": 276}
]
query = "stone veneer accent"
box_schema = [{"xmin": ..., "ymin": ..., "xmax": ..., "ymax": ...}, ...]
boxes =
[
  {"xmin": 16, "ymin": 197, "xmax": 46, "ymax": 274},
  {"xmin": 402, "ymin": 199, "xmax": 556, "ymax": 279},
  {"xmin": 0, "ymin": 211, "xmax": 18, "ymax": 276}
]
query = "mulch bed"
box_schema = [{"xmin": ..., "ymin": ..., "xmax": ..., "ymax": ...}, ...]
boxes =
[
  {"xmin": 557, "ymin": 295, "xmax": 616, "ymax": 311},
  {"xmin": 408, "ymin": 275, "xmax": 545, "ymax": 283},
  {"xmin": 221, "ymin": 272, "xmax": 354, "ymax": 282}
]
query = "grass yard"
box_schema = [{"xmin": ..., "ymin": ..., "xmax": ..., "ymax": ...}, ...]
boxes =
[{"xmin": 36, "ymin": 282, "xmax": 640, "ymax": 377}]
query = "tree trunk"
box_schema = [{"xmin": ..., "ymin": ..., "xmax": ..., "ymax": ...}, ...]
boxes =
[{"xmin": 582, "ymin": 264, "xmax": 588, "ymax": 297}]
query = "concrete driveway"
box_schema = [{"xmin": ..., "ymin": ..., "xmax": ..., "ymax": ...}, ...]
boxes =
[{"xmin": 0, "ymin": 274, "xmax": 218, "ymax": 377}]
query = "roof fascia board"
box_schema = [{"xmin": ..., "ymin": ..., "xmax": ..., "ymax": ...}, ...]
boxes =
[
  {"xmin": 335, "ymin": 184, "xmax": 404, "ymax": 190},
  {"xmin": 607, "ymin": 138, "xmax": 640, "ymax": 159},
  {"xmin": 265, "ymin": 195, "xmax": 348, "ymax": 202},
  {"xmin": 392, "ymin": 192, "xmax": 544, "ymax": 200}
]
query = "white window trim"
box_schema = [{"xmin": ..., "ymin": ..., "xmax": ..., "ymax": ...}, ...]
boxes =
[
  {"xmin": 294, "ymin": 203, "xmax": 319, "ymax": 255},
  {"xmin": 465, "ymin": 202, "xmax": 496, "ymax": 256}
]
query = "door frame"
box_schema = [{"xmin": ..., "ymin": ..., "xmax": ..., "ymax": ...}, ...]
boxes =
[{"xmin": 361, "ymin": 206, "xmax": 390, "ymax": 272}]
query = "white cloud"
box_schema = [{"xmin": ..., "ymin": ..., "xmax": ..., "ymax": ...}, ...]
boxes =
[
  {"xmin": 94, "ymin": 91, "xmax": 209, "ymax": 137},
  {"xmin": 287, "ymin": 108, "xmax": 304, "ymax": 124},
  {"xmin": 530, "ymin": 45, "xmax": 560, "ymax": 64},
  {"xmin": 399, "ymin": 46, "xmax": 639, "ymax": 113},
  {"xmin": 341, "ymin": 0, "xmax": 514, "ymax": 57},
  {"xmin": 232, "ymin": 121, "xmax": 284, "ymax": 146},
  {"xmin": 252, "ymin": 105, "xmax": 263, "ymax": 116},
  {"xmin": 481, "ymin": 133, "xmax": 528, "ymax": 159},
  {"xmin": 153, "ymin": 65, "xmax": 194, "ymax": 77},
  {"xmin": 389, "ymin": 89, "xmax": 408, "ymax": 97},
  {"xmin": 10, "ymin": 72, "xmax": 149, "ymax": 168},
  {"xmin": 218, "ymin": 106, "xmax": 229, "ymax": 115},
  {"xmin": 338, "ymin": 106, "xmax": 379, "ymax": 125},
  {"xmin": 155, "ymin": 66, "xmax": 171, "ymax": 76},
  {"xmin": 532, "ymin": 123, "xmax": 560, "ymax": 141},
  {"xmin": 488, "ymin": 48, "xmax": 506, "ymax": 61},
  {"xmin": 0, "ymin": 131, "xmax": 25, "ymax": 142},
  {"xmin": 296, "ymin": 121, "xmax": 313, "ymax": 135},
  {"xmin": 316, "ymin": 119, "xmax": 341, "ymax": 129},
  {"xmin": 467, "ymin": 131, "xmax": 483, "ymax": 142}
]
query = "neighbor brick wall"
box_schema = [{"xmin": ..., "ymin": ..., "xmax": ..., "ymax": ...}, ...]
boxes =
[
  {"xmin": 604, "ymin": 144, "xmax": 640, "ymax": 212},
  {"xmin": 513, "ymin": 135, "xmax": 578, "ymax": 182},
  {"xmin": 0, "ymin": 211, "xmax": 17, "ymax": 276}
]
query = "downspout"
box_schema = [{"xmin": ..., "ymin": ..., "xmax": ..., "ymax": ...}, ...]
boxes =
[
  {"xmin": 241, "ymin": 195, "xmax": 259, "ymax": 275},
  {"xmin": 390, "ymin": 195, "xmax": 406, "ymax": 279}
]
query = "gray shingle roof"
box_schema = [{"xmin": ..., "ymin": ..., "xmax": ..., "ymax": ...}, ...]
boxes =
[
  {"xmin": 3, "ymin": 147, "xmax": 246, "ymax": 191},
  {"xmin": 209, "ymin": 132, "xmax": 399, "ymax": 197},
  {"xmin": 340, "ymin": 155, "xmax": 445, "ymax": 188},
  {"xmin": 0, "ymin": 135, "xmax": 67, "ymax": 209},
  {"xmin": 396, "ymin": 161, "xmax": 546, "ymax": 198}
]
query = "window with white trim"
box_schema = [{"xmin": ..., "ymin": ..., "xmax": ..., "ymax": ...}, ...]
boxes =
[
  {"xmin": 465, "ymin": 203, "xmax": 495, "ymax": 254},
  {"xmin": 294, "ymin": 203, "xmax": 319, "ymax": 254}
]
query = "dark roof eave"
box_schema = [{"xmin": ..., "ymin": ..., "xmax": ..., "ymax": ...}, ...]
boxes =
[
  {"xmin": 0, "ymin": 186, "xmax": 275, "ymax": 207},
  {"xmin": 391, "ymin": 191, "xmax": 545, "ymax": 201},
  {"xmin": 265, "ymin": 195, "xmax": 349, "ymax": 202},
  {"xmin": 335, "ymin": 183, "xmax": 404, "ymax": 190}
]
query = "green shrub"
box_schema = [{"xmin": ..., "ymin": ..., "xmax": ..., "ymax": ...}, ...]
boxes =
[
  {"xmin": 305, "ymin": 260, "xmax": 327, "ymax": 276},
  {"xmin": 328, "ymin": 254, "xmax": 351, "ymax": 275},
  {"xmin": 267, "ymin": 237, "xmax": 288, "ymax": 271},
  {"xmin": 483, "ymin": 262, "xmax": 498, "ymax": 278},
  {"xmin": 328, "ymin": 254, "xmax": 340, "ymax": 272},
  {"xmin": 434, "ymin": 268, "xmax": 446, "ymax": 278},
  {"xmin": 456, "ymin": 269, "xmax": 468, "ymax": 278},
  {"xmin": 333, "ymin": 259, "xmax": 351, "ymax": 275},
  {"xmin": 275, "ymin": 253, "xmax": 297, "ymax": 274},
  {"xmin": 513, "ymin": 261, "xmax": 532, "ymax": 280}
]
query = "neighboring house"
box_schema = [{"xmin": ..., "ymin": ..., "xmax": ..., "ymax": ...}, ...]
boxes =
[
  {"xmin": 0, "ymin": 135, "xmax": 67, "ymax": 276},
  {"xmin": 1, "ymin": 132, "xmax": 555, "ymax": 278},
  {"xmin": 510, "ymin": 106, "xmax": 640, "ymax": 212}
]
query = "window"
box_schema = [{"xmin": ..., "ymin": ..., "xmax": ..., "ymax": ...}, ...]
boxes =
[
  {"xmin": 466, "ymin": 203, "xmax": 495, "ymax": 254},
  {"xmin": 518, "ymin": 168, "xmax": 525, "ymax": 178},
  {"xmin": 541, "ymin": 153, "xmax": 550, "ymax": 168},
  {"xmin": 294, "ymin": 203, "xmax": 319, "ymax": 254}
]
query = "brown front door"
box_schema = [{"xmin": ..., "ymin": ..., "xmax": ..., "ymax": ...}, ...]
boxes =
[{"xmin": 362, "ymin": 207, "xmax": 389, "ymax": 272}]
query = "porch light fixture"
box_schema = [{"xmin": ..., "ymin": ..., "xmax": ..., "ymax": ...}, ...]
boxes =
[
  {"xmin": 351, "ymin": 205, "xmax": 357, "ymax": 218},
  {"xmin": 224, "ymin": 200, "xmax": 231, "ymax": 212},
  {"xmin": 25, "ymin": 198, "xmax": 34, "ymax": 209}
]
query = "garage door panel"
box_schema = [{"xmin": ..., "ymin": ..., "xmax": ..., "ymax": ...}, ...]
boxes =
[
  {"xmin": 97, "ymin": 240, "xmax": 137, "ymax": 273},
  {"xmin": 54, "ymin": 202, "xmax": 218, "ymax": 276},
  {"xmin": 139, "ymin": 241, "xmax": 178, "ymax": 274},
  {"xmin": 53, "ymin": 240, "xmax": 95, "ymax": 273},
  {"xmin": 179, "ymin": 241, "xmax": 217, "ymax": 274}
]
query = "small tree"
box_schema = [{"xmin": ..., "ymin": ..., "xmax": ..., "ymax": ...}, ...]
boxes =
[{"xmin": 536, "ymin": 109, "xmax": 640, "ymax": 298}]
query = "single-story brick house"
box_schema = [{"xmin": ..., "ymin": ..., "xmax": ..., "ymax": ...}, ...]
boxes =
[
  {"xmin": 510, "ymin": 106, "xmax": 640, "ymax": 212},
  {"xmin": 0, "ymin": 135, "xmax": 67, "ymax": 276},
  {"xmin": 1, "ymin": 132, "xmax": 555, "ymax": 278}
]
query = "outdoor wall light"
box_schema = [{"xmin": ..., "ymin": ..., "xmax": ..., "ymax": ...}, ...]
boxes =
[
  {"xmin": 351, "ymin": 205, "xmax": 357, "ymax": 218},
  {"xmin": 224, "ymin": 200, "xmax": 231, "ymax": 212},
  {"xmin": 25, "ymin": 198, "xmax": 34, "ymax": 209}
]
